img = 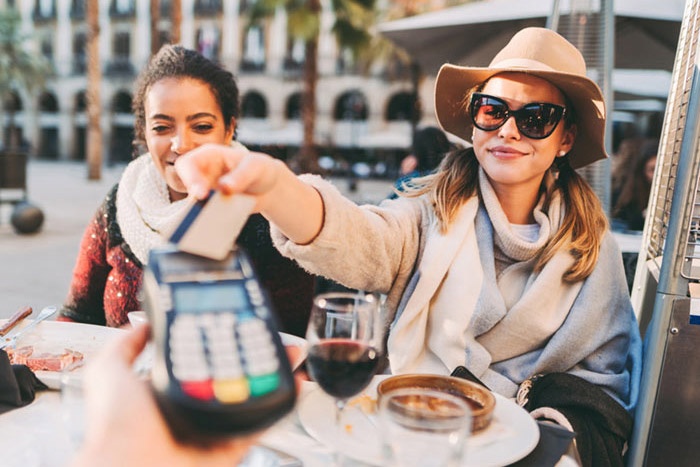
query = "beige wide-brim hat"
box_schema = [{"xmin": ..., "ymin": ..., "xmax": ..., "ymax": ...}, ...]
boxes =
[{"xmin": 434, "ymin": 27, "xmax": 607, "ymax": 169}]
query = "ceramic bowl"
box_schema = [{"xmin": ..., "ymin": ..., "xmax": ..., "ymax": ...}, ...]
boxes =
[{"xmin": 376, "ymin": 373, "xmax": 496, "ymax": 432}]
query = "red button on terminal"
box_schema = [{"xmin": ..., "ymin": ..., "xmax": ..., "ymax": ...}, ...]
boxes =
[{"xmin": 181, "ymin": 380, "xmax": 215, "ymax": 400}]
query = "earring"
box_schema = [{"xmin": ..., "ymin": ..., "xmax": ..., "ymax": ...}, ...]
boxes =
[{"xmin": 558, "ymin": 150, "xmax": 567, "ymax": 157}]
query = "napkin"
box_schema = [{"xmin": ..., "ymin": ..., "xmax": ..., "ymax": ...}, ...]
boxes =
[{"xmin": 0, "ymin": 349, "xmax": 48, "ymax": 414}]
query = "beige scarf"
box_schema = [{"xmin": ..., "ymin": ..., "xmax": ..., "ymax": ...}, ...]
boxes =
[
  {"xmin": 388, "ymin": 168, "xmax": 582, "ymax": 377},
  {"xmin": 115, "ymin": 154, "xmax": 191, "ymax": 265}
]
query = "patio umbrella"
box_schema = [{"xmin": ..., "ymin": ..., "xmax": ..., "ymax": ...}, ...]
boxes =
[{"xmin": 378, "ymin": 0, "xmax": 684, "ymax": 75}]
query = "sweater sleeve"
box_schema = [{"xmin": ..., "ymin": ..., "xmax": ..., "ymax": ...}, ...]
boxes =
[
  {"xmin": 58, "ymin": 191, "xmax": 113, "ymax": 326},
  {"xmin": 270, "ymin": 174, "xmax": 427, "ymax": 299}
]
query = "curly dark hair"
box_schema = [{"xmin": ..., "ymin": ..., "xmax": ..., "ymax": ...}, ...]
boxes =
[{"xmin": 132, "ymin": 45, "xmax": 240, "ymax": 147}]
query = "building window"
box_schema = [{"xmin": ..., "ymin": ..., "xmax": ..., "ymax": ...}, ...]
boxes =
[
  {"xmin": 241, "ymin": 92, "xmax": 268, "ymax": 119},
  {"xmin": 74, "ymin": 91, "xmax": 87, "ymax": 112},
  {"xmin": 72, "ymin": 33, "xmax": 87, "ymax": 75},
  {"xmin": 386, "ymin": 92, "xmax": 417, "ymax": 122},
  {"xmin": 106, "ymin": 32, "xmax": 134, "ymax": 75},
  {"xmin": 33, "ymin": 0, "xmax": 56, "ymax": 21},
  {"xmin": 160, "ymin": 0, "xmax": 172, "ymax": 18},
  {"xmin": 334, "ymin": 91, "xmax": 368, "ymax": 121},
  {"xmin": 112, "ymin": 91, "xmax": 132, "ymax": 113},
  {"xmin": 239, "ymin": 0, "xmax": 257, "ymax": 13},
  {"xmin": 70, "ymin": 0, "xmax": 85, "ymax": 20},
  {"xmin": 196, "ymin": 25, "xmax": 220, "ymax": 61},
  {"xmin": 194, "ymin": 0, "xmax": 222, "ymax": 16},
  {"xmin": 336, "ymin": 47, "xmax": 358, "ymax": 75},
  {"xmin": 241, "ymin": 26, "xmax": 265, "ymax": 72},
  {"xmin": 110, "ymin": 0, "xmax": 135, "ymax": 18},
  {"xmin": 38, "ymin": 92, "xmax": 59, "ymax": 113},
  {"xmin": 284, "ymin": 37, "xmax": 304, "ymax": 72},
  {"xmin": 4, "ymin": 91, "xmax": 23, "ymax": 112},
  {"xmin": 40, "ymin": 37, "xmax": 53, "ymax": 62},
  {"xmin": 286, "ymin": 93, "xmax": 302, "ymax": 120}
]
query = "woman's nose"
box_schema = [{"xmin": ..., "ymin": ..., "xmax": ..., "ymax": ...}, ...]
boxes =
[
  {"xmin": 497, "ymin": 115, "xmax": 521, "ymax": 140},
  {"xmin": 170, "ymin": 133, "xmax": 193, "ymax": 154}
]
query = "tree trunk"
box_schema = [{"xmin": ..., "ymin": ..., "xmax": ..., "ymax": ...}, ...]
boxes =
[
  {"xmin": 297, "ymin": 0, "xmax": 321, "ymax": 174},
  {"xmin": 171, "ymin": 0, "xmax": 182, "ymax": 44},
  {"xmin": 150, "ymin": 0, "xmax": 161, "ymax": 55},
  {"xmin": 7, "ymin": 109, "xmax": 18, "ymax": 153},
  {"xmin": 86, "ymin": 0, "xmax": 102, "ymax": 180}
]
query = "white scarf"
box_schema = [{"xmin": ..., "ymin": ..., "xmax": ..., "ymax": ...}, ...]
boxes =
[
  {"xmin": 389, "ymin": 168, "xmax": 581, "ymax": 378},
  {"xmin": 116, "ymin": 154, "xmax": 191, "ymax": 265}
]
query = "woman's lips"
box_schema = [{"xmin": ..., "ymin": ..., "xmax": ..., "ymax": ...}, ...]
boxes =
[{"xmin": 489, "ymin": 146, "xmax": 526, "ymax": 158}]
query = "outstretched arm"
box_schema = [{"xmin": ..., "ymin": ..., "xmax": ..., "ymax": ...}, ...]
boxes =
[{"xmin": 175, "ymin": 143, "xmax": 324, "ymax": 245}]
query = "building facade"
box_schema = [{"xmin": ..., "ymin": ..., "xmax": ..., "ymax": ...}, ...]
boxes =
[{"xmin": 2, "ymin": 0, "xmax": 436, "ymax": 169}]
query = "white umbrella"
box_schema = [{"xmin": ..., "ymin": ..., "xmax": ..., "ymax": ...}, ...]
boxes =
[{"xmin": 378, "ymin": 0, "xmax": 684, "ymax": 75}]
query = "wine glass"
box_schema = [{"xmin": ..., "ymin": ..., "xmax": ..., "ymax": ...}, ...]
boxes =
[{"xmin": 305, "ymin": 292, "xmax": 384, "ymax": 455}]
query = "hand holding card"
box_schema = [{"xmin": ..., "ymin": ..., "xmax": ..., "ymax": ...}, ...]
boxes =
[{"xmin": 168, "ymin": 191, "xmax": 256, "ymax": 260}]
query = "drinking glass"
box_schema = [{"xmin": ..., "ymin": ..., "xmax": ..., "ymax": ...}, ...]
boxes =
[
  {"xmin": 60, "ymin": 361, "xmax": 86, "ymax": 450},
  {"xmin": 379, "ymin": 387, "xmax": 472, "ymax": 467},
  {"xmin": 305, "ymin": 292, "xmax": 384, "ymax": 460}
]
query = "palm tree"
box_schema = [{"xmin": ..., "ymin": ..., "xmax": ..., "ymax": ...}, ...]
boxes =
[
  {"xmin": 86, "ymin": 0, "xmax": 102, "ymax": 180},
  {"xmin": 171, "ymin": 0, "xmax": 182, "ymax": 44},
  {"xmin": 151, "ymin": 0, "xmax": 161, "ymax": 55},
  {"xmin": 0, "ymin": 8, "xmax": 51, "ymax": 153},
  {"xmin": 248, "ymin": 0, "xmax": 378, "ymax": 173}
]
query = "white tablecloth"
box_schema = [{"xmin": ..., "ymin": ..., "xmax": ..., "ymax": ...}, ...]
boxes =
[{"xmin": 0, "ymin": 385, "xmax": 359, "ymax": 467}]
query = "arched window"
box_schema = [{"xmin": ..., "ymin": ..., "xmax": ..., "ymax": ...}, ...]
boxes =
[
  {"xmin": 241, "ymin": 91, "xmax": 267, "ymax": 118},
  {"xmin": 112, "ymin": 91, "xmax": 132, "ymax": 113},
  {"xmin": 286, "ymin": 92, "xmax": 302, "ymax": 120},
  {"xmin": 74, "ymin": 91, "xmax": 87, "ymax": 112},
  {"xmin": 386, "ymin": 91, "xmax": 417, "ymax": 121},
  {"xmin": 4, "ymin": 91, "xmax": 23, "ymax": 112},
  {"xmin": 38, "ymin": 92, "xmax": 59, "ymax": 113},
  {"xmin": 333, "ymin": 90, "xmax": 368, "ymax": 120}
]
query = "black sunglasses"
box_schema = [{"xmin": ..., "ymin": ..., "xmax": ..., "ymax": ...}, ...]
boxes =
[{"xmin": 470, "ymin": 93, "xmax": 567, "ymax": 140}]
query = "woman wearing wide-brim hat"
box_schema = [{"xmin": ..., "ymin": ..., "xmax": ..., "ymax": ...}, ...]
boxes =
[{"xmin": 174, "ymin": 27, "xmax": 642, "ymax": 466}]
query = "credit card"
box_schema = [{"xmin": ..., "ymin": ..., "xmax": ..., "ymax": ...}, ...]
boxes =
[{"xmin": 168, "ymin": 190, "xmax": 256, "ymax": 260}]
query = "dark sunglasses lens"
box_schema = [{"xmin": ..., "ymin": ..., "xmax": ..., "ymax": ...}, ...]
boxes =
[
  {"xmin": 515, "ymin": 104, "xmax": 564, "ymax": 139},
  {"xmin": 471, "ymin": 96, "xmax": 508, "ymax": 131}
]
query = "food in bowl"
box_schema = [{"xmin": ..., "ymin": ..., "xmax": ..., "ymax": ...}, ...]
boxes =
[{"xmin": 376, "ymin": 374, "xmax": 496, "ymax": 432}]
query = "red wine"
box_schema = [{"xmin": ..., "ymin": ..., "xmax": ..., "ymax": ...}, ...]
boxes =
[{"xmin": 307, "ymin": 339, "xmax": 380, "ymax": 399}]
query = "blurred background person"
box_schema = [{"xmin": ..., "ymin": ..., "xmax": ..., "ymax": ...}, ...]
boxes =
[
  {"xmin": 611, "ymin": 137, "xmax": 659, "ymax": 232},
  {"xmin": 390, "ymin": 126, "xmax": 453, "ymax": 198}
]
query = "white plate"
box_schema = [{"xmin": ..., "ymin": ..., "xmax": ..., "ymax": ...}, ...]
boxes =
[
  {"xmin": 279, "ymin": 332, "xmax": 308, "ymax": 371},
  {"xmin": 1, "ymin": 320, "xmax": 124, "ymax": 389},
  {"xmin": 1, "ymin": 320, "xmax": 307, "ymax": 388},
  {"xmin": 298, "ymin": 375, "xmax": 540, "ymax": 467}
]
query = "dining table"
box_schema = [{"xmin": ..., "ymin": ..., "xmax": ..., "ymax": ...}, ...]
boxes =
[{"xmin": 0, "ymin": 319, "xmax": 564, "ymax": 467}]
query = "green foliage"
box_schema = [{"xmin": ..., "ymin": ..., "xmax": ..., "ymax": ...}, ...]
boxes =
[
  {"xmin": 331, "ymin": 0, "xmax": 374, "ymax": 58},
  {"xmin": 247, "ymin": 0, "xmax": 281, "ymax": 26},
  {"xmin": 0, "ymin": 8, "xmax": 52, "ymax": 149},
  {"xmin": 0, "ymin": 8, "xmax": 51, "ymax": 102},
  {"xmin": 247, "ymin": 0, "xmax": 378, "ymax": 59},
  {"xmin": 287, "ymin": 8, "xmax": 320, "ymax": 41}
]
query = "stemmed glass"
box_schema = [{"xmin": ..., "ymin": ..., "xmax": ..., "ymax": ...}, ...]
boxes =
[{"xmin": 305, "ymin": 292, "xmax": 384, "ymax": 459}]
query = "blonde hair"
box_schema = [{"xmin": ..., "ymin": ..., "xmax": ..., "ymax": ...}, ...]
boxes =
[{"xmin": 402, "ymin": 149, "xmax": 607, "ymax": 283}]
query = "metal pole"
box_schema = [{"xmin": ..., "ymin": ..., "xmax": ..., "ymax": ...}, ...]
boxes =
[
  {"xmin": 547, "ymin": 0, "xmax": 562, "ymax": 30},
  {"xmin": 600, "ymin": 0, "xmax": 614, "ymax": 216},
  {"xmin": 627, "ymin": 67, "xmax": 700, "ymax": 466}
]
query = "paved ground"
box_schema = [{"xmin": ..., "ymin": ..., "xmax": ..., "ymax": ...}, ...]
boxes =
[{"xmin": 0, "ymin": 160, "xmax": 394, "ymax": 320}]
